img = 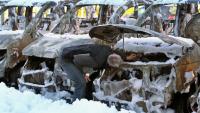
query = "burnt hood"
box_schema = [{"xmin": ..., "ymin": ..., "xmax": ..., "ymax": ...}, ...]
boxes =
[
  {"xmin": 89, "ymin": 24, "xmax": 193, "ymax": 47},
  {"xmin": 89, "ymin": 24, "xmax": 153, "ymax": 43}
]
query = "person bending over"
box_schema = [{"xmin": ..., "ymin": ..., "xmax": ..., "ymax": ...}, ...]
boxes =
[{"xmin": 60, "ymin": 44, "xmax": 123, "ymax": 102}]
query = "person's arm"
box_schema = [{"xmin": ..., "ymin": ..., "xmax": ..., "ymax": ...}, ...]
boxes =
[{"xmin": 62, "ymin": 45, "xmax": 91, "ymax": 59}]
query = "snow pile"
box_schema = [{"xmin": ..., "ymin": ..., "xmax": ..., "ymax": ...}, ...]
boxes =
[{"xmin": 0, "ymin": 83, "xmax": 135, "ymax": 113}]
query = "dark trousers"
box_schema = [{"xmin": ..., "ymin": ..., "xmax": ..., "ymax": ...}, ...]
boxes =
[
  {"xmin": 85, "ymin": 71, "xmax": 100, "ymax": 100},
  {"xmin": 61, "ymin": 61, "xmax": 86, "ymax": 101}
]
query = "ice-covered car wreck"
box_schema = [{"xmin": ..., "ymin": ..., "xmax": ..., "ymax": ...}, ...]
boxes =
[
  {"xmin": 18, "ymin": 34, "xmax": 95, "ymax": 99},
  {"xmin": 17, "ymin": 23, "xmax": 200, "ymax": 113},
  {"xmin": 0, "ymin": 0, "xmax": 59, "ymax": 87},
  {"xmin": 89, "ymin": 24, "xmax": 200, "ymax": 113}
]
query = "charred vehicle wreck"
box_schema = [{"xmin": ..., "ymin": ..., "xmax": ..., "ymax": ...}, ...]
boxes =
[
  {"xmin": 17, "ymin": 22, "xmax": 200, "ymax": 113},
  {"xmin": 184, "ymin": 13, "xmax": 200, "ymax": 113},
  {"xmin": 18, "ymin": 35, "xmax": 95, "ymax": 100},
  {"xmin": 13, "ymin": 0, "xmax": 103, "ymax": 100},
  {"xmin": 0, "ymin": 0, "xmax": 60, "ymax": 87},
  {"xmin": 0, "ymin": 0, "xmax": 199, "ymax": 113},
  {"xmin": 17, "ymin": 0, "xmax": 135, "ymax": 95},
  {"xmin": 89, "ymin": 24, "xmax": 200, "ymax": 113}
]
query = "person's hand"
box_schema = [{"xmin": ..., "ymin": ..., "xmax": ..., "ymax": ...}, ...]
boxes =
[{"xmin": 84, "ymin": 73, "xmax": 91, "ymax": 83}]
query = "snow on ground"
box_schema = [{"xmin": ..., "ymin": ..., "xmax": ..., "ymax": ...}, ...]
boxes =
[{"xmin": 0, "ymin": 83, "xmax": 135, "ymax": 113}]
